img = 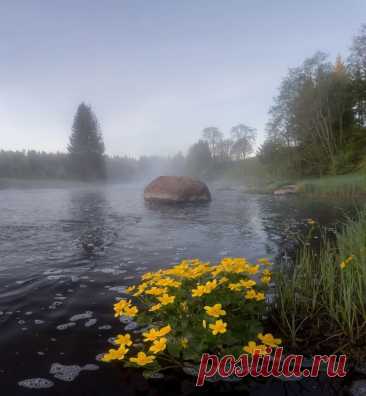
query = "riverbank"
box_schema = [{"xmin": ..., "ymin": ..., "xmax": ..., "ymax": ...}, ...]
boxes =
[
  {"xmin": 245, "ymin": 174, "xmax": 366, "ymax": 198},
  {"xmin": 269, "ymin": 211, "xmax": 366, "ymax": 393}
]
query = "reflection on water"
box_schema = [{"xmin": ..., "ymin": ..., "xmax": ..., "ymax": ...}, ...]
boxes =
[{"xmin": 0, "ymin": 182, "xmax": 354, "ymax": 395}]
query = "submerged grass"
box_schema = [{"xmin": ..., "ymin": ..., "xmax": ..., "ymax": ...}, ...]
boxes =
[
  {"xmin": 297, "ymin": 174, "xmax": 366, "ymax": 198},
  {"xmin": 272, "ymin": 212, "xmax": 366, "ymax": 363}
]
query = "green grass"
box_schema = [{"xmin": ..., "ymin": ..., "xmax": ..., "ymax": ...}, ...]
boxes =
[
  {"xmin": 297, "ymin": 174, "xmax": 366, "ymax": 197},
  {"xmin": 272, "ymin": 212, "xmax": 366, "ymax": 362}
]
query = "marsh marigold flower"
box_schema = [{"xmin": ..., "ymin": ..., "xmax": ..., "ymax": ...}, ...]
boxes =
[
  {"xmin": 157, "ymin": 324, "xmax": 172, "ymax": 337},
  {"xmin": 149, "ymin": 337, "xmax": 167, "ymax": 354},
  {"xmin": 143, "ymin": 328, "xmax": 161, "ymax": 342},
  {"xmin": 243, "ymin": 341, "xmax": 268, "ymax": 356},
  {"xmin": 115, "ymin": 333, "xmax": 132, "ymax": 347},
  {"xmin": 340, "ymin": 255, "xmax": 354, "ymax": 269},
  {"xmin": 204, "ymin": 303, "xmax": 226, "ymax": 318},
  {"xmin": 102, "ymin": 345, "xmax": 129, "ymax": 362},
  {"xmin": 209, "ymin": 319, "xmax": 227, "ymax": 335},
  {"xmin": 257, "ymin": 333, "xmax": 282, "ymax": 347},
  {"xmin": 129, "ymin": 352, "xmax": 155, "ymax": 366},
  {"xmin": 157, "ymin": 293, "xmax": 175, "ymax": 305}
]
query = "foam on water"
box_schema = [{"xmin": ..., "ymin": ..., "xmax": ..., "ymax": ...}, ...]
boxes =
[
  {"xmin": 56, "ymin": 322, "xmax": 76, "ymax": 331},
  {"xmin": 85, "ymin": 318, "xmax": 97, "ymax": 327},
  {"xmin": 18, "ymin": 378, "xmax": 54, "ymax": 389},
  {"xmin": 49, "ymin": 363, "xmax": 99, "ymax": 382},
  {"xmin": 69, "ymin": 311, "xmax": 93, "ymax": 322}
]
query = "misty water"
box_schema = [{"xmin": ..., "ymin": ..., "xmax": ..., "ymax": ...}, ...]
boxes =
[{"xmin": 0, "ymin": 182, "xmax": 353, "ymax": 395}]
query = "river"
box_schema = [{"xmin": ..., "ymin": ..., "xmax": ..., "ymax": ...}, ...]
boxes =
[{"xmin": 0, "ymin": 182, "xmax": 353, "ymax": 395}]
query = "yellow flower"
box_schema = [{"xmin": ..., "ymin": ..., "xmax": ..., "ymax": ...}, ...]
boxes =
[
  {"xmin": 149, "ymin": 303, "xmax": 162, "ymax": 312},
  {"xmin": 129, "ymin": 352, "xmax": 155, "ymax": 366},
  {"xmin": 113, "ymin": 299, "xmax": 129, "ymax": 317},
  {"xmin": 246, "ymin": 265, "xmax": 260, "ymax": 275},
  {"xmin": 257, "ymin": 333, "xmax": 282, "ymax": 347},
  {"xmin": 126, "ymin": 285, "xmax": 136, "ymax": 293},
  {"xmin": 261, "ymin": 276, "xmax": 271, "ymax": 285},
  {"xmin": 209, "ymin": 319, "xmax": 227, "ymax": 335},
  {"xmin": 262, "ymin": 269, "xmax": 272, "ymax": 276},
  {"xmin": 340, "ymin": 255, "xmax": 354, "ymax": 269},
  {"xmin": 243, "ymin": 341, "xmax": 268, "ymax": 355},
  {"xmin": 307, "ymin": 218, "xmax": 316, "ymax": 225},
  {"xmin": 157, "ymin": 293, "xmax": 175, "ymax": 305},
  {"xmin": 204, "ymin": 279, "xmax": 218, "ymax": 292},
  {"xmin": 258, "ymin": 258, "xmax": 271, "ymax": 266},
  {"xmin": 133, "ymin": 283, "xmax": 148, "ymax": 296},
  {"xmin": 115, "ymin": 333, "xmax": 132, "ymax": 347},
  {"xmin": 149, "ymin": 337, "xmax": 167, "ymax": 354},
  {"xmin": 204, "ymin": 303, "xmax": 226, "ymax": 318},
  {"xmin": 255, "ymin": 292, "xmax": 266, "ymax": 301},
  {"xmin": 143, "ymin": 328, "xmax": 161, "ymax": 342},
  {"xmin": 192, "ymin": 284, "xmax": 206, "ymax": 297},
  {"xmin": 157, "ymin": 324, "xmax": 172, "ymax": 337},
  {"xmin": 180, "ymin": 337, "xmax": 189, "ymax": 349},
  {"xmin": 202, "ymin": 320, "xmax": 207, "ymax": 328},
  {"xmin": 101, "ymin": 345, "xmax": 129, "ymax": 362},
  {"xmin": 180, "ymin": 302, "xmax": 188, "ymax": 312},
  {"xmin": 244, "ymin": 289, "xmax": 257, "ymax": 300},
  {"xmin": 228, "ymin": 282, "xmax": 242, "ymax": 291},
  {"xmin": 145, "ymin": 287, "xmax": 168, "ymax": 296},
  {"xmin": 240, "ymin": 279, "xmax": 256, "ymax": 289},
  {"xmin": 124, "ymin": 305, "xmax": 138, "ymax": 317}
]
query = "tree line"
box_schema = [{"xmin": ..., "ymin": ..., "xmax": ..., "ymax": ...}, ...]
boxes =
[{"xmin": 258, "ymin": 24, "xmax": 366, "ymax": 178}]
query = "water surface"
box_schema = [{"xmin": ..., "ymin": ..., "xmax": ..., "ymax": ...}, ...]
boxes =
[{"xmin": 0, "ymin": 182, "xmax": 353, "ymax": 394}]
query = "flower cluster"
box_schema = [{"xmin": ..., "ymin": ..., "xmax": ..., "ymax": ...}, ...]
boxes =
[{"xmin": 101, "ymin": 257, "xmax": 280, "ymax": 375}]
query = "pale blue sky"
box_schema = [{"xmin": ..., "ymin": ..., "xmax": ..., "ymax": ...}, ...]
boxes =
[{"xmin": 1, "ymin": 0, "xmax": 365, "ymax": 156}]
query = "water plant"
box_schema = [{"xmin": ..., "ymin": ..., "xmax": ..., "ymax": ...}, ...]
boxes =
[
  {"xmin": 272, "ymin": 212, "xmax": 366, "ymax": 363},
  {"xmin": 101, "ymin": 258, "xmax": 281, "ymax": 377}
]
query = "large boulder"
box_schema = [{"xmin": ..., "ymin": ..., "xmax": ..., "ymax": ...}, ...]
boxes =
[{"xmin": 144, "ymin": 176, "xmax": 211, "ymax": 203}]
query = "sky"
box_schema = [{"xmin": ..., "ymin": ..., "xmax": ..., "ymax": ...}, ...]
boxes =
[{"xmin": 1, "ymin": 1, "xmax": 365, "ymax": 157}]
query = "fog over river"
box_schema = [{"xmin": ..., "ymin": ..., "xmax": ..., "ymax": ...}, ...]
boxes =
[{"xmin": 0, "ymin": 182, "xmax": 351, "ymax": 395}]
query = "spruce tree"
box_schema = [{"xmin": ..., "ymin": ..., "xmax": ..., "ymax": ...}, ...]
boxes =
[{"xmin": 67, "ymin": 103, "xmax": 106, "ymax": 180}]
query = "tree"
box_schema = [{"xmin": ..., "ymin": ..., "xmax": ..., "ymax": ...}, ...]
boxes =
[
  {"xmin": 348, "ymin": 24, "xmax": 366, "ymax": 127},
  {"xmin": 201, "ymin": 127, "xmax": 223, "ymax": 158},
  {"xmin": 185, "ymin": 140, "xmax": 212, "ymax": 177},
  {"xmin": 68, "ymin": 103, "xmax": 106, "ymax": 180},
  {"xmin": 230, "ymin": 124, "xmax": 256, "ymax": 160}
]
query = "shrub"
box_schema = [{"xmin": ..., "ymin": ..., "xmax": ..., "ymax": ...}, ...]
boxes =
[{"xmin": 101, "ymin": 258, "xmax": 281, "ymax": 377}]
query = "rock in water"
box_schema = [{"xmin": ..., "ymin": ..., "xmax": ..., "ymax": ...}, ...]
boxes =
[{"xmin": 144, "ymin": 176, "xmax": 211, "ymax": 203}]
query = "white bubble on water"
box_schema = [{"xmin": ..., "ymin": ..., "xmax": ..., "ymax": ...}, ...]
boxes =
[
  {"xmin": 25, "ymin": 311, "xmax": 32, "ymax": 316},
  {"xmin": 124, "ymin": 322, "xmax": 138, "ymax": 331},
  {"xmin": 95, "ymin": 353, "xmax": 104, "ymax": 361},
  {"xmin": 98, "ymin": 325, "xmax": 112, "ymax": 330},
  {"xmin": 50, "ymin": 363, "xmax": 81, "ymax": 382},
  {"xmin": 35, "ymin": 320, "xmax": 45, "ymax": 325},
  {"xmin": 18, "ymin": 378, "xmax": 54, "ymax": 389},
  {"xmin": 107, "ymin": 286, "xmax": 127, "ymax": 293},
  {"xmin": 49, "ymin": 362, "xmax": 99, "ymax": 382},
  {"xmin": 56, "ymin": 322, "xmax": 76, "ymax": 331},
  {"xmin": 85, "ymin": 318, "xmax": 97, "ymax": 327},
  {"xmin": 69, "ymin": 311, "xmax": 93, "ymax": 322}
]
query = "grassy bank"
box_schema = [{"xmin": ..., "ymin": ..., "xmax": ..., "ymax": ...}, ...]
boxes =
[
  {"xmin": 297, "ymin": 174, "xmax": 366, "ymax": 197},
  {"xmin": 272, "ymin": 211, "xmax": 366, "ymax": 364}
]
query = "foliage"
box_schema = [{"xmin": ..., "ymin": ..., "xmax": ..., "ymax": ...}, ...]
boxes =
[
  {"xmin": 259, "ymin": 25, "xmax": 366, "ymax": 178},
  {"xmin": 272, "ymin": 214, "xmax": 366, "ymax": 362},
  {"xmin": 185, "ymin": 140, "xmax": 212, "ymax": 177},
  {"xmin": 68, "ymin": 103, "xmax": 106, "ymax": 180},
  {"xmin": 101, "ymin": 258, "xmax": 281, "ymax": 375}
]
